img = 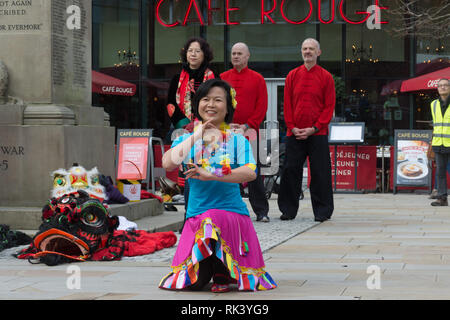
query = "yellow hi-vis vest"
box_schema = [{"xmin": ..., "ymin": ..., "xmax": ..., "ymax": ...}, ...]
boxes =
[{"xmin": 431, "ymin": 99, "xmax": 450, "ymax": 147}]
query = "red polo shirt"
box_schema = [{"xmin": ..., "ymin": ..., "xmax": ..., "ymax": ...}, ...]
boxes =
[
  {"xmin": 284, "ymin": 64, "xmax": 335, "ymax": 136},
  {"xmin": 221, "ymin": 67, "xmax": 268, "ymax": 130}
]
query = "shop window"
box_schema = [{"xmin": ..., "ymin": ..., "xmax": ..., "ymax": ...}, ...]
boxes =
[
  {"xmin": 416, "ymin": 38, "xmax": 450, "ymax": 74},
  {"xmin": 319, "ymin": 23, "xmax": 343, "ymax": 78},
  {"xmin": 93, "ymin": 0, "xmax": 140, "ymax": 69},
  {"xmin": 414, "ymin": 37, "xmax": 449, "ymax": 130},
  {"xmin": 153, "ymin": 0, "xmax": 204, "ymax": 65},
  {"xmin": 343, "ymin": 0, "xmax": 410, "ymax": 146},
  {"xmin": 229, "ymin": 24, "xmax": 316, "ymax": 63},
  {"xmin": 154, "ymin": 24, "xmax": 201, "ymax": 65},
  {"xmin": 93, "ymin": 0, "xmax": 142, "ymax": 131}
]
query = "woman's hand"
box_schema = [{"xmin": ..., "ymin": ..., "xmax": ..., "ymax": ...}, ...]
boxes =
[
  {"xmin": 162, "ymin": 119, "xmax": 216, "ymax": 172},
  {"xmin": 184, "ymin": 163, "xmax": 256, "ymax": 184},
  {"xmin": 184, "ymin": 163, "xmax": 214, "ymax": 181},
  {"xmin": 193, "ymin": 119, "xmax": 216, "ymax": 141}
]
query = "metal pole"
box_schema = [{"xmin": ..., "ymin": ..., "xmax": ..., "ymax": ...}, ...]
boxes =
[
  {"xmin": 354, "ymin": 144, "xmax": 358, "ymax": 192},
  {"xmin": 381, "ymin": 145, "xmax": 385, "ymax": 193},
  {"xmin": 334, "ymin": 145, "xmax": 337, "ymax": 192}
]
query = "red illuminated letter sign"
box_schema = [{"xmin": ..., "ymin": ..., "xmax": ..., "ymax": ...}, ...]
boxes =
[
  {"xmin": 339, "ymin": 0, "xmax": 370, "ymax": 24},
  {"xmin": 207, "ymin": 0, "xmax": 221, "ymax": 25},
  {"xmin": 281, "ymin": 0, "xmax": 313, "ymax": 25},
  {"xmin": 155, "ymin": 0, "xmax": 389, "ymax": 28},
  {"xmin": 156, "ymin": 0, "xmax": 179, "ymax": 27},
  {"xmin": 318, "ymin": 0, "xmax": 335, "ymax": 24},
  {"xmin": 261, "ymin": 0, "xmax": 277, "ymax": 24},
  {"xmin": 182, "ymin": 0, "xmax": 205, "ymax": 26},
  {"xmin": 375, "ymin": 0, "xmax": 389, "ymax": 25},
  {"xmin": 225, "ymin": 0, "xmax": 240, "ymax": 25}
]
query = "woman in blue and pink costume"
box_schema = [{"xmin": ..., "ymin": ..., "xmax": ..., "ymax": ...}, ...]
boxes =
[{"xmin": 159, "ymin": 79, "xmax": 277, "ymax": 293}]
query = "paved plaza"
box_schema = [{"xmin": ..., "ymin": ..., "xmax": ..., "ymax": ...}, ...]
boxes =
[{"xmin": 1, "ymin": 191, "xmax": 450, "ymax": 300}]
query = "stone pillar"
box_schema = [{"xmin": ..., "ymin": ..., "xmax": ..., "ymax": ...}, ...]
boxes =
[{"xmin": 0, "ymin": 0, "xmax": 115, "ymax": 207}]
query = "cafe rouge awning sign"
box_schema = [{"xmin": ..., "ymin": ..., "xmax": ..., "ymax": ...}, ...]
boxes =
[
  {"xmin": 155, "ymin": 0, "xmax": 389, "ymax": 27},
  {"xmin": 400, "ymin": 67, "xmax": 450, "ymax": 93},
  {"xmin": 92, "ymin": 71, "xmax": 136, "ymax": 96}
]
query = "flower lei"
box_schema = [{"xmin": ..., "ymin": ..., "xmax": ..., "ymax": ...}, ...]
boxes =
[{"xmin": 191, "ymin": 122, "xmax": 233, "ymax": 177}]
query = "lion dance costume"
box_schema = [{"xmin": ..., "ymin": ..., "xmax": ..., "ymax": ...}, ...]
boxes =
[{"xmin": 16, "ymin": 165, "xmax": 177, "ymax": 266}]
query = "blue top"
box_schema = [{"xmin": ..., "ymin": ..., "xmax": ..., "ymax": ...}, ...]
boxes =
[{"xmin": 171, "ymin": 132, "xmax": 257, "ymax": 219}]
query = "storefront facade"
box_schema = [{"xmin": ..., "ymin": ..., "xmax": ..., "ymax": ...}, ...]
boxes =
[{"xmin": 92, "ymin": 0, "xmax": 450, "ymax": 145}]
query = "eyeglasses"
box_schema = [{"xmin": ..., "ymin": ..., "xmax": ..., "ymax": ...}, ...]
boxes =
[{"xmin": 187, "ymin": 49, "xmax": 202, "ymax": 54}]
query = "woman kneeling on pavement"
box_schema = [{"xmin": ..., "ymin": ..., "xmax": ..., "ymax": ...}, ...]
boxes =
[{"xmin": 159, "ymin": 79, "xmax": 277, "ymax": 293}]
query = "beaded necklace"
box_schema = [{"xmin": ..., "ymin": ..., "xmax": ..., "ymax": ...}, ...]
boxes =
[{"xmin": 192, "ymin": 122, "xmax": 233, "ymax": 177}]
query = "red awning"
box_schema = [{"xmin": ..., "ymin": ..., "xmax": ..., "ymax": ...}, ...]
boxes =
[
  {"xmin": 92, "ymin": 70, "xmax": 136, "ymax": 96},
  {"xmin": 400, "ymin": 67, "xmax": 450, "ymax": 93}
]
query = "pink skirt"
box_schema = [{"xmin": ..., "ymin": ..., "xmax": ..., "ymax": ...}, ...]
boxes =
[{"xmin": 159, "ymin": 209, "xmax": 277, "ymax": 291}]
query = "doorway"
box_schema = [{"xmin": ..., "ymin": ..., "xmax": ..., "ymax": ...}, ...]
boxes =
[{"xmin": 264, "ymin": 78, "xmax": 286, "ymax": 142}]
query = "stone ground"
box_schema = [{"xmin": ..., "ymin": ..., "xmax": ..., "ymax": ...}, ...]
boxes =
[{"xmin": 1, "ymin": 191, "xmax": 450, "ymax": 300}]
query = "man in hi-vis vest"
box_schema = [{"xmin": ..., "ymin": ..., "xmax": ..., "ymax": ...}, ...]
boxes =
[{"xmin": 430, "ymin": 78, "xmax": 450, "ymax": 206}]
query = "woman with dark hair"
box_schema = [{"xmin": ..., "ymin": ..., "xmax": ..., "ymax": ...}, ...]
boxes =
[
  {"xmin": 166, "ymin": 38, "xmax": 218, "ymax": 209},
  {"xmin": 159, "ymin": 79, "xmax": 277, "ymax": 293},
  {"xmin": 166, "ymin": 37, "xmax": 218, "ymax": 130}
]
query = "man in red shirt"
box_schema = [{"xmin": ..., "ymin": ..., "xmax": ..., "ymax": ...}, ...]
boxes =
[
  {"xmin": 278, "ymin": 38, "xmax": 335, "ymax": 222},
  {"xmin": 221, "ymin": 42, "xmax": 270, "ymax": 222}
]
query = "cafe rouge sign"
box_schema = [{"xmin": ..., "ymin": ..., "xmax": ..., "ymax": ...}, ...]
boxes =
[{"xmin": 155, "ymin": 0, "xmax": 389, "ymax": 27}]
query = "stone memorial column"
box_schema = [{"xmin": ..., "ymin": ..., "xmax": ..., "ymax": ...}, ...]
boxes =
[{"xmin": 0, "ymin": 0, "xmax": 115, "ymax": 210}]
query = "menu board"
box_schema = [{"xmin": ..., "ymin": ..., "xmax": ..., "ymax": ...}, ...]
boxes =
[
  {"xmin": 329, "ymin": 122, "xmax": 365, "ymax": 144},
  {"xmin": 116, "ymin": 129, "xmax": 152, "ymax": 181},
  {"xmin": 393, "ymin": 130, "xmax": 432, "ymax": 189}
]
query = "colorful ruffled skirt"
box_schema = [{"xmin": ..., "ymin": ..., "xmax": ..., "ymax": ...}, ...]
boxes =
[{"xmin": 159, "ymin": 209, "xmax": 277, "ymax": 291}]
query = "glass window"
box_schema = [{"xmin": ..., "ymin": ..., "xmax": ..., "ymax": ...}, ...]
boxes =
[
  {"xmin": 416, "ymin": 38, "xmax": 450, "ymax": 70},
  {"xmin": 94, "ymin": 0, "xmax": 140, "ymax": 68},
  {"xmin": 343, "ymin": 0, "xmax": 410, "ymax": 145},
  {"xmin": 319, "ymin": 23, "xmax": 343, "ymax": 78},
  {"xmin": 320, "ymin": 24, "xmax": 342, "ymax": 63},
  {"xmin": 91, "ymin": 0, "xmax": 429, "ymax": 145},
  {"xmin": 229, "ymin": 0, "xmax": 316, "ymax": 63},
  {"xmin": 414, "ymin": 35, "xmax": 449, "ymax": 130},
  {"xmin": 229, "ymin": 24, "xmax": 316, "ymax": 63},
  {"xmin": 92, "ymin": 0, "xmax": 142, "ymax": 130},
  {"xmin": 205, "ymin": 25, "xmax": 225, "ymax": 64},
  {"xmin": 153, "ymin": 0, "xmax": 203, "ymax": 65},
  {"xmin": 154, "ymin": 23, "xmax": 201, "ymax": 65}
]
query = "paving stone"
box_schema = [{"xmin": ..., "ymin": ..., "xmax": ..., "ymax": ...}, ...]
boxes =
[{"xmin": 1, "ymin": 192, "xmax": 450, "ymax": 300}]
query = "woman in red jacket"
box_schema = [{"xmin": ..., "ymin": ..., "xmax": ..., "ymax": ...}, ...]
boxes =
[
  {"xmin": 166, "ymin": 37, "xmax": 218, "ymax": 131},
  {"xmin": 166, "ymin": 37, "xmax": 219, "ymax": 211}
]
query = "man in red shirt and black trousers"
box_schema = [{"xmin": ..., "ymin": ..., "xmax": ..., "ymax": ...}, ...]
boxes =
[
  {"xmin": 221, "ymin": 42, "xmax": 270, "ymax": 222},
  {"xmin": 278, "ymin": 38, "xmax": 335, "ymax": 222}
]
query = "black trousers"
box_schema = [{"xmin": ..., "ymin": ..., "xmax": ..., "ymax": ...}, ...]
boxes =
[
  {"xmin": 248, "ymin": 135, "xmax": 269, "ymax": 218},
  {"xmin": 435, "ymin": 151, "xmax": 449, "ymax": 198},
  {"xmin": 278, "ymin": 135, "xmax": 334, "ymax": 220},
  {"xmin": 248, "ymin": 164, "xmax": 269, "ymax": 217}
]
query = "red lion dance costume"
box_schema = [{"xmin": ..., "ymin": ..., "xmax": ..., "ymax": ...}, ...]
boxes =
[{"xmin": 16, "ymin": 165, "xmax": 177, "ymax": 266}]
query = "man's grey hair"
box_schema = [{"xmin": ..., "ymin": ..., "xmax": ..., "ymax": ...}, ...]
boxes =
[{"xmin": 302, "ymin": 38, "xmax": 321, "ymax": 50}]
